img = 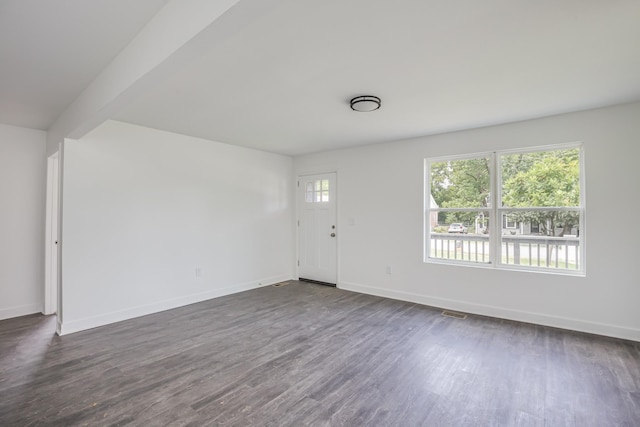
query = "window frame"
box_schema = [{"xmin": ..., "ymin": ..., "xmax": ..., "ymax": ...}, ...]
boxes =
[
  {"xmin": 503, "ymin": 213, "xmax": 517, "ymax": 229},
  {"xmin": 424, "ymin": 142, "xmax": 585, "ymax": 276},
  {"xmin": 304, "ymin": 178, "xmax": 330, "ymax": 203}
]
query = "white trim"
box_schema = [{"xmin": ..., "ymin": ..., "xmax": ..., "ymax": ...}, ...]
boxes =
[
  {"xmin": 433, "ymin": 207, "xmax": 490, "ymax": 213},
  {"xmin": 56, "ymin": 141, "xmax": 65, "ymax": 336},
  {"xmin": 489, "ymin": 152, "xmax": 499, "ymax": 264},
  {"xmin": 498, "ymin": 141, "xmax": 583, "ymax": 156},
  {"xmin": 497, "ymin": 206, "xmax": 582, "ymax": 212},
  {"xmin": 339, "ymin": 281, "xmax": 640, "ymax": 342},
  {"xmin": 44, "ymin": 152, "xmax": 60, "ymax": 315},
  {"xmin": 579, "ymin": 142, "xmax": 587, "ymax": 275},
  {"xmin": 0, "ymin": 303, "xmax": 42, "ymax": 321},
  {"xmin": 58, "ymin": 275, "xmax": 290, "ymax": 335},
  {"xmin": 423, "ymin": 159, "xmax": 429, "ymax": 261},
  {"xmin": 426, "ymin": 150, "xmax": 494, "ymax": 164}
]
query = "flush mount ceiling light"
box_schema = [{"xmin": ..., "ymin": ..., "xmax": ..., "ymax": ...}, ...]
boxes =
[{"xmin": 350, "ymin": 95, "xmax": 381, "ymax": 112}]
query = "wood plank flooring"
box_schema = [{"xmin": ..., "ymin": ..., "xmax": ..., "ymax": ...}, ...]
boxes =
[{"xmin": 1, "ymin": 281, "xmax": 639, "ymax": 426}]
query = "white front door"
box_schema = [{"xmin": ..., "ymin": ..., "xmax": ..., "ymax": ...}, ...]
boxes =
[{"xmin": 298, "ymin": 173, "xmax": 337, "ymax": 284}]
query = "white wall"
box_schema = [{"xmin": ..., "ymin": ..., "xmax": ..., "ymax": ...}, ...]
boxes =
[
  {"xmin": 0, "ymin": 124, "xmax": 46, "ymax": 320},
  {"xmin": 60, "ymin": 120, "xmax": 294, "ymax": 334},
  {"xmin": 295, "ymin": 102, "xmax": 640, "ymax": 341}
]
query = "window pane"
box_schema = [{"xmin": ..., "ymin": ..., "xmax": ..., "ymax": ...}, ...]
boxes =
[
  {"xmin": 501, "ymin": 148, "xmax": 580, "ymax": 208},
  {"xmin": 503, "ymin": 213, "xmax": 517, "ymax": 229},
  {"xmin": 321, "ymin": 191, "xmax": 329, "ymax": 202},
  {"xmin": 305, "ymin": 181, "xmax": 314, "ymax": 203},
  {"xmin": 430, "ymin": 156, "xmax": 491, "ymax": 209},
  {"xmin": 321, "ymin": 179, "xmax": 329, "ymax": 191},
  {"xmin": 499, "ymin": 209, "xmax": 581, "ymax": 270},
  {"xmin": 429, "ymin": 210, "xmax": 490, "ymax": 263}
]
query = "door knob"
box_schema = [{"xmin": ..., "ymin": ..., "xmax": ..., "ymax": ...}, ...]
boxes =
[{"xmin": 330, "ymin": 233, "xmax": 336, "ymax": 237}]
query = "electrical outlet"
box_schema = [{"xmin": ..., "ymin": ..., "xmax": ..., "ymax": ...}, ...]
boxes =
[
  {"xmin": 386, "ymin": 266, "xmax": 392, "ymax": 275},
  {"xmin": 195, "ymin": 267, "xmax": 202, "ymax": 278}
]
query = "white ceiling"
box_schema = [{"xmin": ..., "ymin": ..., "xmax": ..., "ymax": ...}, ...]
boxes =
[
  {"xmin": 3, "ymin": 0, "xmax": 640, "ymax": 155},
  {"xmin": 0, "ymin": 0, "xmax": 167, "ymax": 130}
]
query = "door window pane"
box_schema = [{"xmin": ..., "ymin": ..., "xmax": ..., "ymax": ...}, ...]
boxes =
[{"xmin": 306, "ymin": 179, "xmax": 330, "ymax": 203}]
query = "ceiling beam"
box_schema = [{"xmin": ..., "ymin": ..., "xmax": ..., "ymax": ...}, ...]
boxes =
[{"xmin": 46, "ymin": 0, "xmax": 283, "ymax": 154}]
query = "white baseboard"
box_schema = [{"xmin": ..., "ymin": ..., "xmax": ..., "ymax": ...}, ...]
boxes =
[
  {"xmin": 59, "ymin": 275, "xmax": 290, "ymax": 335},
  {"xmin": 339, "ymin": 281, "xmax": 640, "ymax": 342},
  {"xmin": 0, "ymin": 303, "xmax": 42, "ymax": 321}
]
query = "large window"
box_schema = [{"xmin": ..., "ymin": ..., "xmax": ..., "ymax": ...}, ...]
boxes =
[{"xmin": 425, "ymin": 144, "xmax": 584, "ymax": 275}]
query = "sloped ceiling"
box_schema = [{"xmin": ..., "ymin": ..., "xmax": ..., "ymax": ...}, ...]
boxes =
[{"xmin": 0, "ymin": 0, "xmax": 167, "ymax": 130}]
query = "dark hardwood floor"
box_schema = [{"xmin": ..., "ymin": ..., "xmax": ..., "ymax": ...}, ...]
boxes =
[{"xmin": 1, "ymin": 281, "xmax": 639, "ymax": 426}]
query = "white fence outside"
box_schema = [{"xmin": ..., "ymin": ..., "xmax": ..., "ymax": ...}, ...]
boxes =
[{"xmin": 429, "ymin": 233, "xmax": 580, "ymax": 270}]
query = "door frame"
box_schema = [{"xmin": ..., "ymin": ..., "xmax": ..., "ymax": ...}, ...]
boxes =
[
  {"xmin": 44, "ymin": 152, "xmax": 60, "ymax": 315},
  {"xmin": 295, "ymin": 170, "xmax": 339, "ymax": 285}
]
